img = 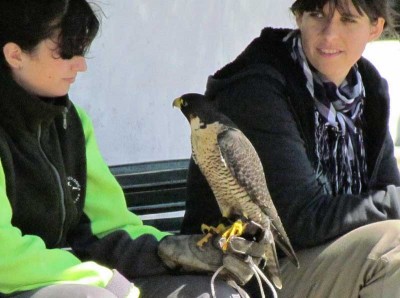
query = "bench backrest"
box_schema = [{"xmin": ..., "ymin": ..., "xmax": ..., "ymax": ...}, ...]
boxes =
[{"xmin": 109, "ymin": 159, "xmax": 189, "ymax": 233}]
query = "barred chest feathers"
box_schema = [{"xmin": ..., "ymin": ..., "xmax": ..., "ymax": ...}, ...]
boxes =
[{"xmin": 190, "ymin": 119, "xmax": 249, "ymax": 218}]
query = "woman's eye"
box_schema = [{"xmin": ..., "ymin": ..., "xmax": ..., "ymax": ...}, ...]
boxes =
[
  {"xmin": 341, "ymin": 16, "xmax": 357, "ymax": 23},
  {"xmin": 309, "ymin": 11, "xmax": 324, "ymax": 19}
]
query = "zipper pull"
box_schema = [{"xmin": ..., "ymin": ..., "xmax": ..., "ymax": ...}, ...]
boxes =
[{"xmin": 62, "ymin": 107, "xmax": 68, "ymax": 129}]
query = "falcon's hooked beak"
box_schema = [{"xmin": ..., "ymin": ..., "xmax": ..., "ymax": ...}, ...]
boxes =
[
  {"xmin": 173, "ymin": 97, "xmax": 196, "ymax": 123},
  {"xmin": 172, "ymin": 97, "xmax": 184, "ymax": 109}
]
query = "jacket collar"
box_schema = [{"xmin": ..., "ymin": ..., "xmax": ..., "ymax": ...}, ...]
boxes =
[{"xmin": 0, "ymin": 70, "xmax": 70, "ymax": 134}]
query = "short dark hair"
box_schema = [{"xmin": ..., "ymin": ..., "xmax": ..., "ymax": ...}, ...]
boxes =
[
  {"xmin": 290, "ymin": 0, "xmax": 398, "ymax": 36},
  {"xmin": 0, "ymin": 0, "xmax": 100, "ymax": 68}
]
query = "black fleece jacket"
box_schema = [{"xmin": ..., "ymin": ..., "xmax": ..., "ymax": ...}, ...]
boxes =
[
  {"xmin": 0, "ymin": 69, "xmax": 87, "ymax": 248},
  {"xmin": 181, "ymin": 28, "xmax": 400, "ymax": 250}
]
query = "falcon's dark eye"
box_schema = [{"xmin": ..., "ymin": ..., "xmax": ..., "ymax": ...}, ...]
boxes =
[{"xmin": 182, "ymin": 100, "xmax": 188, "ymax": 107}]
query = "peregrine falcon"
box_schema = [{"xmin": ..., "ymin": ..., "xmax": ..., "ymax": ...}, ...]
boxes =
[{"xmin": 173, "ymin": 93, "xmax": 299, "ymax": 289}]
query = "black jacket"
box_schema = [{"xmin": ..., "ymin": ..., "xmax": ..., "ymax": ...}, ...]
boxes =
[
  {"xmin": 0, "ymin": 69, "xmax": 87, "ymax": 248},
  {"xmin": 181, "ymin": 28, "xmax": 400, "ymax": 250}
]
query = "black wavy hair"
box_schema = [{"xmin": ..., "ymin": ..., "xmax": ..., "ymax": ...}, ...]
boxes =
[
  {"xmin": 291, "ymin": 0, "xmax": 399, "ymax": 36},
  {"xmin": 0, "ymin": 0, "xmax": 100, "ymax": 69}
]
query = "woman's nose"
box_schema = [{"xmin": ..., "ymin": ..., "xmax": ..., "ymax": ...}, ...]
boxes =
[
  {"xmin": 71, "ymin": 56, "xmax": 87, "ymax": 72},
  {"xmin": 321, "ymin": 17, "xmax": 341, "ymax": 40}
]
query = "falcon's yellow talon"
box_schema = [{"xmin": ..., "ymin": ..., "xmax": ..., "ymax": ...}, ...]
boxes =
[
  {"xmin": 201, "ymin": 223, "xmax": 226, "ymax": 234},
  {"xmin": 197, "ymin": 223, "xmax": 228, "ymax": 247},
  {"xmin": 197, "ymin": 221, "xmax": 247, "ymax": 249},
  {"xmin": 215, "ymin": 223, "xmax": 227, "ymax": 233},
  {"xmin": 200, "ymin": 223, "xmax": 210, "ymax": 234},
  {"xmin": 220, "ymin": 220, "xmax": 247, "ymax": 252},
  {"xmin": 221, "ymin": 220, "xmax": 246, "ymax": 239},
  {"xmin": 196, "ymin": 233, "xmax": 213, "ymax": 247}
]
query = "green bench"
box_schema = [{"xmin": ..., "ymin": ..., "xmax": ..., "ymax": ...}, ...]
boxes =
[{"xmin": 109, "ymin": 159, "xmax": 190, "ymax": 233}]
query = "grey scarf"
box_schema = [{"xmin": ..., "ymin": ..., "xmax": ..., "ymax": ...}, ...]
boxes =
[{"xmin": 285, "ymin": 30, "xmax": 368, "ymax": 195}]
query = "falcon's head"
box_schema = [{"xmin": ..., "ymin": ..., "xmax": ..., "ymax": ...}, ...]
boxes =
[{"xmin": 173, "ymin": 93, "xmax": 233, "ymax": 129}]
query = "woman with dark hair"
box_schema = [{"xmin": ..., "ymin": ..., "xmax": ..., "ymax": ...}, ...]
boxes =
[
  {"xmin": 181, "ymin": 0, "xmax": 400, "ymax": 297},
  {"xmin": 0, "ymin": 1, "xmax": 258, "ymax": 297}
]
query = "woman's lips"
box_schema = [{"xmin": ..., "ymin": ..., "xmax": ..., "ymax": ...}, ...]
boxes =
[
  {"xmin": 317, "ymin": 48, "xmax": 342, "ymax": 57},
  {"xmin": 63, "ymin": 77, "xmax": 76, "ymax": 83}
]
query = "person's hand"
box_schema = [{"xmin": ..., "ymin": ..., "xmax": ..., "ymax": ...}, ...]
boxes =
[{"xmin": 158, "ymin": 221, "xmax": 268, "ymax": 285}]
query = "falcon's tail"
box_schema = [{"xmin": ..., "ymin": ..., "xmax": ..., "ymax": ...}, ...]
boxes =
[
  {"xmin": 272, "ymin": 225, "xmax": 300, "ymax": 268},
  {"xmin": 262, "ymin": 239, "xmax": 282, "ymax": 289}
]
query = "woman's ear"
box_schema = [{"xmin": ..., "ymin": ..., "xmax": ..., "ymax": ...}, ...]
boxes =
[
  {"xmin": 369, "ymin": 17, "xmax": 385, "ymax": 41},
  {"xmin": 3, "ymin": 42, "xmax": 23, "ymax": 69}
]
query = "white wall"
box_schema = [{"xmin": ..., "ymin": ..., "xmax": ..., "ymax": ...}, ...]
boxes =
[
  {"xmin": 363, "ymin": 41, "xmax": 400, "ymax": 144},
  {"xmin": 70, "ymin": 0, "xmax": 295, "ymax": 165}
]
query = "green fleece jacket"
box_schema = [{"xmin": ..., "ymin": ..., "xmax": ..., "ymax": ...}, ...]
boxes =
[{"xmin": 0, "ymin": 70, "xmax": 169, "ymax": 296}]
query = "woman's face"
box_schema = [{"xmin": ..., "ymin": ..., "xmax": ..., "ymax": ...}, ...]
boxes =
[
  {"xmin": 11, "ymin": 38, "xmax": 87, "ymax": 97},
  {"xmin": 296, "ymin": 1, "xmax": 385, "ymax": 85}
]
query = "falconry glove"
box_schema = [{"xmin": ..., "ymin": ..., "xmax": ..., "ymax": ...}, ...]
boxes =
[{"xmin": 158, "ymin": 222, "xmax": 268, "ymax": 286}]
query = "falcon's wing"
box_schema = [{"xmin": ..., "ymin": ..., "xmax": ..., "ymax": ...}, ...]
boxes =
[
  {"xmin": 217, "ymin": 127, "xmax": 276, "ymax": 216},
  {"xmin": 217, "ymin": 127, "xmax": 299, "ymax": 267}
]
